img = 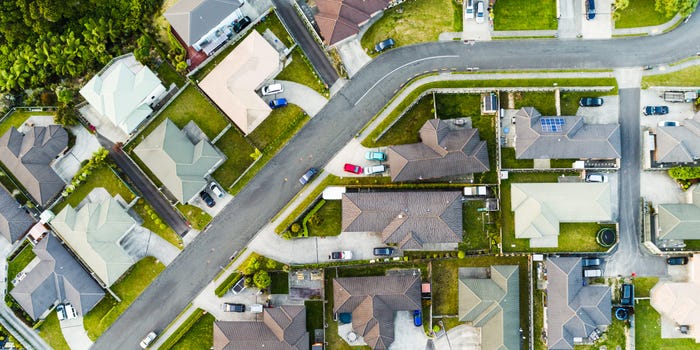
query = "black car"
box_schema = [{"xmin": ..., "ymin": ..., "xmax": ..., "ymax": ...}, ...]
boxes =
[
  {"xmin": 199, "ymin": 190, "xmax": 216, "ymax": 207},
  {"xmin": 667, "ymin": 256, "xmax": 689, "ymax": 265},
  {"xmin": 643, "ymin": 105, "xmax": 669, "ymax": 115},
  {"xmin": 620, "ymin": 284, "xmax": 634, "ymax": 306},
  {"xmin": 299, "ymin": 168, "xmax": 318, "ymax": 185},
  {"xmin": 373, "ymin": 247, "xmax": 395, "ymax": 256},
  {"xmin": 374, "ymin": 38, "xmax": 395, "ymax": 53},
  {"xmin": 579, "ymin": 97, "xmax": 604, "ymax": 107},
  {"xmin": 233, "ymin": 16, "xmax": 251, "ymax": 33},
  {"xmin": 222, "ymin": 303, "xmax": 245, "ymax": 312}
]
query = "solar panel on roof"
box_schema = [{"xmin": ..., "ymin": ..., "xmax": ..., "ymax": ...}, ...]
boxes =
[{"xmin": 540, "ymin": 117, "xmax": 565, "ymax": 133}]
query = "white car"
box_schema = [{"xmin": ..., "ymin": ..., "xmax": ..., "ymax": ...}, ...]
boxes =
[
  {"xmin": 210, "ymin": 182, "xmax": 224, "ymax": 198},
  {"xmin": 65, "ymin": 303, "xmax": 77, "ymax": 319},
  {"xmin": 329, "ymin": 251, "xmax": 353, "ymax": 260},
  {"xmin": 364, "ymin": 165, "xmax": 386, "ymax": 175},
  {"xmin": 476, "ymin": 1, "xmax": 485, "ymax": 24},
  {"xmin": 56, "ymin": 304, "xmax": 66, "ymax": 321},
  {"xmin": 465, "ymin": 0, "xmax": 475, "ymax": 19},
  {"xmin": 140, "ymin": 331, "xmax": 158, "ymax": 349},
  {"xmin": 262, "ymin": 83, "xmax": 283, "ymax": 96},
  {"xmin": 585, "ymin": 173, "xmax": 608, "ymax": 183}
]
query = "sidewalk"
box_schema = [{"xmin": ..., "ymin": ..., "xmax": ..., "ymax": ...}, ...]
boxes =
[{"xmin": 612, "ymin": 13, "xmax": 682, "ymax": 36}]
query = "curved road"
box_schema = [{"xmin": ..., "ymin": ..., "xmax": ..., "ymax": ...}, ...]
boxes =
[{"xmin": 94, "ymin": 15, "xmax": 700, "ymax": 350}]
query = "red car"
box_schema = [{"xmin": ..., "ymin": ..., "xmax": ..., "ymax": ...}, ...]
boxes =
[{"xmin": 344, "ymin": 163, "xmax": 363, "ymax": 174}]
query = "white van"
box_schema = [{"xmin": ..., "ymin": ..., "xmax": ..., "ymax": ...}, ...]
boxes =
[
  {"xmin": 262, "ymin": 83, "xmax": 283, "ymax": 96},
  {"xmin": 65, "ymin": 303, "xmax": 78, "ymax": 319},
  {"xmin": 465, "ymin": 0, "xmax": 475, "ymax": 19}
]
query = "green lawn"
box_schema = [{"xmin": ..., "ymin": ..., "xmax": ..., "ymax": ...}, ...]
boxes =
[
  {"xmin": 615, "ymin": 0, "xmax": 675, "ymax": 28},
  {"xmin": 156, "ymin": 62, "xmax": 186, "ymax": 88},
  {"xmin": 0, "ymin": 110, "xmax": 53, "ymax": 136},
  {"xmin": 361, "ymin": 0, "xmax": 460, "ymax": 54},
  {"xmin": 305, "ymin": 300, "xmax": 324, "ymax": 348},
  {"xmin": 533, "ymin": 270, "xmax": 546, "ymax": 350},
  {"xmin": 501, "ymin": 148, "xmax": 534, "ymax": 169},
  {"xmin": 575, "ymin": 318, "xmax": 627, "ymax": 349},
  {"xmin": 461, "ymin": 200, "xmax": 492, "ymax": 251},
  {"xmin": 307, "ymin": 200, "xmax": 342, "ymax": 237},
  {"xmin": 276, "ymin": 48, "xmax": 328, "ymax": 95},
  {"xmin": 270, "ymin": 271, "xmax": 290, "ymax": 294},
  {"xmin": 642, "ymin": 65, "xmax": 700, "ymax": 87},
  {"xmin": 513, "ymin": 91, "xmax": 556, "ymax": 115},
  {"xmin": 493, "ymin": 0, "xmax": 558, "ymax": 30},
  {"xmin": 435, "ymin": 93, "xmax": 482, "ymax": 118},
  {"xmin": 550, "ymin": 158, "xmax": 580, "ymax": 168},
  {"xmin": 83, "ymin": 257, "xmax": 165, "ymax": 340},
  {"xmin": 633, "ymin": 276, "xmax": 659, "ymax": 297},
  {"xmin": 176, "ymin": 204, "xmax": 212, "ymax": 230},
  {"xmin": 248, "ymin": 104, "xmax": 308, "ymax": 151},
  {"xmin": 372, "ymin": 94, "xmax": 434, "ymax": 147},
  {"xmin": 212, "ymin": 128, "xmax": 256, "ymax": 188},
  {"xmin": 560, "ymin": 91, "xmax": 614, "ymax": 116},
  {"xmin": 7, "ymin": 241, "xmax": 36, "ymax": 291},
  {"xmin": 635, "ymin": 300, "xmax": 700, "ymax": 349},
  {"xmin": 170, "ymin": 313, "xmax": 215, "ymax": 350},
  {"xmin": 37, "ymin": 312, "xmax": 70, "ymax": 350}
]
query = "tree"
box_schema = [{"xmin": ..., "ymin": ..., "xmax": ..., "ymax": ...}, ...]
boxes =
[
  {"xmin": 612, "ymin": 0, "xmax": 629, "ymax": 20},
  {"xmin": 253, "ymin": 270, "xmax": 271, "ymax": 290},
  {"xmin": 656, "ymin": 0, "xmax": 698, "ymax": 17},
  {"xmin": 54, "ymin": 104, "xmax": 79, "ymax": 125}
]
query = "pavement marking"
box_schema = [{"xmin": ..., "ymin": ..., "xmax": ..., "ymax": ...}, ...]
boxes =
[{"xmin": 354, "ymin": 55, "xmax": 460, "ymax": 106}]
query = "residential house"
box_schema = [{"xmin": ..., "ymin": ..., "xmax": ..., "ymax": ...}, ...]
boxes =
[
  {"xmin": 546, "ymin": 257, "xmax": 612, "ymax": 349},
  {"xmin": 654, "ymin": 114, "xmax": 700, "ymax": 164},
  {"xmin": 199, "ymin": 31, "xmax": 281, "ymax": 134},
  {"xmin": 11, "ymin": 233, "xmax": 105, "ymax": 321},
  {"xmin": 0, "ymin": 125, "xmax": 68, "ymax": 206},
  {"xmin": 511, "ymin": 183, "xmax": 612, "ymax": 248},
  {"xmin": 342, "ymin": 191, "xmax": 463, "ymax": 250},
  {"xmin": 134, "ymin": 119, "xmax": 225, "ymax": 204},
  {"xmin": 458, "ymin": 265, "xmax": 520, "ymax": 350},
  {"xmin": 650, "ymin": 257, "xmax": 700, "ymax": 342},
  {"xmin": 314, "ymin": 0, "xmax": 389, "ymax": 45},
  {"xmin": 513, "ymin": 107, "xmax": 621, "ymax": 160},
  {"xmin": 656, "ymin": 185, "xmax": 700, "ymax": 246},
  {"xmin": 50, "ymin": 189, "xmax": 138, "ymax": 286},
  {"xmin": 165, "ymin": 0, "xmax": 244, "ymax": 52},
  {"xmin": 213, "ymin": 305, "xmax": 309, "ymax": 349},
  {"xmin": 80, "ymin": 53, "xmax": 166, "ymax": 135},
  {"xmin": 333, "ymin": 275, "xmax": 421, "ymax": 349},
  {"xmin": 387, "ymin": 119, "xmax": 489, "ymax": 182},
  {"xmin": 0, "ymin": 186, "xmax": 34, "ymax": 243}
]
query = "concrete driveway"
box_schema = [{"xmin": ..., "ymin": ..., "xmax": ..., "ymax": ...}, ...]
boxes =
[
  {"xmin": 78, "ymin": 104, "xmax": 128, "ymax": 143},
  {"xmin": 264, "ymin": 80, "xmax": 328, "ymax": 117},
  {"xmin": 337, "ymin": 39, "xmax": 372, "ymax": 78},
  {"xmin": 575, "ymin": 95, "xmax": 619, "ymax": 123},
  {"xmin": 432, "ymin": 323, "xmax": 481, "ymax": 350},
  {"xmin": 60, "ymin": 316, "xmax": 92, "ymax": 350},
  {"xmin": 558, "ymin": 0, "xmax": 582, "ymax": 39},
  {"xmin": 463, "ymin": 13, "xmax": 491, "ymax": 41},
  {"xmin": 120, "ymin": 226, "xmax": 180, "ymax": 265},
  {"xmin": 389, "ymin": 311, "xmax": 428, "ymax": 349},
  {"xmin": 325, "ymin": 138, "xmax": 388, "ymax": 177},
  {"xmin": 52, "ymin": 125, "xmax": 102, "ymax": 183},
  {"xmin": 639, "ymin": 89, "xmax": 697, "ymax": 129},
  {"xmin": 640, "ymin": 171, "xmax": 685, "ymax": 205},
  {"xmin": 580, "ymin": 0, "xmax": 613, "ymax": 39},
  {"xmin": 191, "ymin": 182, "xmax": 234, "ymax": 217}
]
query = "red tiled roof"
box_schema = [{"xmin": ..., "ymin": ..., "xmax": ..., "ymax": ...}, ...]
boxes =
[{"xmin": 314, "ymin": 0, "xmax": 390, "ymax": 45}]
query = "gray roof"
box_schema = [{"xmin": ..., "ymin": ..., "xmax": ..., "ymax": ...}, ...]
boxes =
[
  {"xmin": 0, "ymin": 126, "xmax": 68, "ymax": 206},
  {"xmin": 388, "ymin": 119, "xmax": 489, "ymax": 182},
  {"xmin": 546, "ymin": 257, "xmax": 611, "ymax": 350},
  {"xmin": 213, "ymin": 305, "xmax": 309, "ymax": 350},
  {"xmin": 165, "ymin": 0, "xmax": 241, "ymax": 45},
  {"xmin": 654, "ymin": 116, "xmax": 700, "ymax": 163},
  {"xmin": 11, "ymin": 233, "xmax": 105, "ymax": 321},
  {"xmin": 514, "ymin": 107, "xmax": 621, "ymax": 160},
  {"xmin": 0, "ymin": 186, "xmax": 34, "ymax": 242},
  {"xmin": 458, "ymin": 265, "xmax": 520, "ymax": 350},
  {"xmin": 342, "ymin": 191, "xmax": 463, "ymax": 250},
  {"xmin": 333, "ymin": 275, "xmax": 421, "ymax": 350},
  {"xmin": 657, "ymin": 186, "xmax": 700, "ymax": 240}
]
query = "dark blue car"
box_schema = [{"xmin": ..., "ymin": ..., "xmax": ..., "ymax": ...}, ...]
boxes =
[
  {"xmin": 586, "ymin": 0, "xmax": 596, "ymax": 20},
  {"xmin": 269, "ymin": 98, "xmax": 288, "ymax": 109},
  {"xmin": 413, "ymin": 310, "xmax": 422, "ymax": 327},
  {"xmin": 375, "ymin": 38, "xmax": 395, "ymax": 53}
]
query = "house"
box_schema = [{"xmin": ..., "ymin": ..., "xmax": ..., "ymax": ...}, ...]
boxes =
[
  {"xmin": 511, "ymin": 183, "xmax": 612, "ymax": 248},
  {"xmin": 650, "ymin": 257, "xmax": 700, "ymax": 342},
  {"xmin": 333, "ymin": 275, "xmax": 421, "ymax": 349},
  {"xmin": 0, "ymin": 186, "xmax": 34, "ymax": 243},
  {"xmin": 50, "ymin": 189, "xmax": 138, "ymax": 286},
  {"xmin": 79, "ymin": 53, "xmax": 166, "ymax": 135},
  {"xmin": 133, "ymin": 119, "xmax": 225, "ymax": 204},
  {"xmin": 199, "ymin": 31, "xmax": 281, "ymax": 134},
  {"xmin": 387, "ymin": 119, "xmax": 489, "ymax": 182},
  {"xmin": 654, "ymin": 114, "xmax": 700, "ymax": 163},
  {"xmin": 657, "ymin": 185, "xmax": 700, "ymax": 244},
  {"xmin": 342, "ymin": 191, "xmax": 463, "ymax": 250},
  {"xmin": 458, "ymin": 265, "xmax": 520, "ymax": 350},
  {"xmin": 545, "ymin": 257, "xmax": 611, "ymax": 349},
  {"xmin": 0, "ymin": 125, "xmax": 68, "ymax": 206},
  {"xmin": 165, "ymin": 0, "xmax": 244, "ymax": 49},
  {"xmin": 513, "ymin": 107, "xmax": 621, "ymax": 160},
  {"xmin": 10, "ymin": 233, "xmax": 105, "ymax": 321},
  {"xmin": 314, "ymin": 0, "xmax": 389, "ymax": 45},
  {"xmin": 213, "ymin": 305, "xmax": 309, "ymax": 349}
]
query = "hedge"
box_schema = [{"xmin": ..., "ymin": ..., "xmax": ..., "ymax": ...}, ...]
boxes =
[{"xmin": 214, "ymin": 272, "xmax": 242, "ymax": 298}]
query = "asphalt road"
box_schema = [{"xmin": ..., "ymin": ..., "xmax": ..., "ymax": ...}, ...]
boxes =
[
  {"xmin": 273, "ymin": 0, "xmax": 339, "ymax": 86},
  {"xmin": 93, "ymin": 14, "xmax": 700, "ymax": 350}
]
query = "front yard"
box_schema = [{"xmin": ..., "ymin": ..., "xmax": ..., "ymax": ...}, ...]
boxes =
[
  {"xmin": 615, "ymin": 0, "xmax": 676, "ymax": 28},
  {"xmin": 36, "ymin": 312, "xmax": 70, "ymax": 350},
  {"xmin": 493, "ymin": 0, "xmax": 558, "ymax": 30},
  {"xmin": 642, "ymin": 64, "xmax": 700, "ymax": 87},
  {"xmin": 635, "ymin": 300, "xmax": 700, "ymax": 349},
  {"xmin": 170, "ymin": 312, "xmax": 215, "ymax": 350},
  {"xmin": 275, "ymin": 48, "xmax": 328, "ymax": 95},
  {"xmin": 175, "ymin": 204, "xmax": 212, "ymax": 230}
]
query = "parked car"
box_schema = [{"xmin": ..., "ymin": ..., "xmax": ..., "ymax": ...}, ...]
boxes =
[
  {"xmin": 65, "ymin": 303, "xmax": 77, "ymax": 319},
  {"xmin": 585, "ymin": 173, "xmax": 608, "ymax": 183},
  {"xmin": 56, "ymin": 304, "xmax": 66, "ymax": 321},
  {"xmin": 413, "ymin": 310, "xmax": 423, "ymax": 327},
  {"xmin": 583, "ymin": 268, "xmax": 602, "ymax": 277},
  {"xmin": 667, "ymin": 256, "xmax": 689, "ymax": 265},
  {"xmin": 658, "ymin": 120, "xmax": 679, "ymax": 127},
  {"xmin": 343, "ymin": 163, "xmax": 363, "ymax": 174},
  {"xmin": 365, "ymin": 151, "xmax": 387, "ymax": 161},
  {"xmin": 232, "ymin": 16, "xmax": 251, "ymax": 33},
  {"xmin": 476, "ymin": 1, "xmax": 485, "ymax": 23},
  {"xmin": 465, "ymin": 0, "xmax": 475, "ymax": 19},
  {"xmin": 579, "ymin": 97, "xmax": 603, "ymax": 107},
  {"xmin": 199, "ymin": 190, "xmax": 216, "ymax": 207},
  {"xmin": 373, "ymin": 247, "xmax": 395, "ymax": 256},
  {"xmin": 643, "ymin": 105, "xmax": 669, "ymax": 115},
  {"xmin": 620, "ymin": 284, "xmax": 634, "ymax": 306},
  {"xmin": 262, "ymin": 83, "xmax": 283, "ymax": 96},
  {"xmin": 299, "ymin": 168, "xmax": 318, "ymax": 185},
  {"xmin": 374, "ymin": 38, "xmax": 395, "ymax": 53},
  {"xmin": 329, "ymin": 251, "xmax": 353, "ymax": 260},
  {"xmin": 582, "ymin": 258, "xmax": 602, "ymax": 267},
  {"xmin": 269, "ymin": 98, "xmax": 288, "ymax": 109},
  {"xmin": 140, "ymin": 331, "xmax": 158, "ymax": 349},
  {"xmin": 586, "ymin": 0, "xmax": 596, "ymax": 20},
  {"xmin": 210, "ymin": 182, "xmax": 224, "ymax": 198},
  {"xmin": 364, "ymin": 165, "xmax": 386, "ymax": 175},
  {"xmin": 222, "ymin": 303, "xmax": 246, "ymax": 312}
]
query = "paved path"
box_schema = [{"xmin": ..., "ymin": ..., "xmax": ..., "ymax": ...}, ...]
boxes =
[
  {"xmin": 336, "ymin": 39, "xmax": 372, "ymax": 78},
  {"xmin": 273, "ymin": 0, "xmax": 339, "ymax": 86},
  {"xmin": 275, "ymin": 80, "xmax": 328, "ymax": 117},
  {"xmin": 612, "ymin": 13, "xmax": 683, "ymax": 36},
  {"xmin": 93, "ymin": 14, "xmax": 700, "ymax": 349},
  {"xmin": 60, "ymin": 316, "xmax": 91, "ymax": 350},
  {"xmin": 120, "ymin": 226, "xmax": 181, "ymax": 265}
]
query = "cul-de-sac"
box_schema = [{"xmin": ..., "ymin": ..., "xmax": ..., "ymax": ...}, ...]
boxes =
[{"xmin": 0, "ymin": 0, "xmax": 699, "ymax": 349}]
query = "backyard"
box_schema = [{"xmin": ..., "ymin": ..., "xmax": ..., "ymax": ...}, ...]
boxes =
[
  {"xmin": 0, "ymin": 110, "xmax": 54, "ymax": 136},
  {"xmin": 361, "ymin": 0, "xmax": 461, "ymax": 54},
  {"xmin": 493, "ymin": 0, "xmax": 557, "ymax": 30},
  {"xmin": 83, "ymin": 257, "xmax": 165, "ymax": 340},
  {"xmin": 501, "ymin": 148, "xmax": 534, "ymax": 169},
  {"xmin": 615, "ymin": 0, "xmax": 676, "ymax": 28},
  {"xmin": 461, "ymin": 200, "xmax": 495, "ymax": 251},
  {"xmin": 270, "ymin": 271, "xmax": 290, "ymax": 294},
  {"xmin": 7, "ymin": 241, "xmax": 36, "ymax": 291},
  {"xmin": 37, "ymin": 312, "xmax": 70, "ymax": 350},
  {"xmin": 635, "ymin": 300, "xmax": 700, "ymax": 349},
  {"xmin": 305, "ymin": 300, "xmax": 324, "ymax": 348}
]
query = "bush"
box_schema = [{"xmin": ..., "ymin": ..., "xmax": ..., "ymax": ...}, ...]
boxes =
[
  {"xmin": 669, "ymin": 166, "xmax": 700, "ymax": 180},
  {"xmin": 253, "ymin": 270, "xmax": 271, "ymax": 289},
  {"xmin": 458, "ymin": 251, "xmax": 466, "ymax": 259},
  {"xmin": 433, "ymin": 324, "xmax": 440, "ymax": 332},
  {"xmin": 290, "ymin": 223, "xmax": 301, "ymax": 233}
]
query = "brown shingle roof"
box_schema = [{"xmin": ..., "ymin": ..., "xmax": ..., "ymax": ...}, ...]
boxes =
[
  {"xmin": 314, "ymin": 0, "xmax": 390, "ymax": 45},
  {"xmin": 387, "ymin": 119, "xmax": 490, "ymax": 182},
  {"xmin": 213, "ymin": 305, "xmax": 309, "ymax": 350},
  {"xmin": 333, "ymin": 275, "xmax": 421, "ymax": 350},
  {"xmin": 341, "ymin": 191, "xmax": 462, "ymax": 249}
]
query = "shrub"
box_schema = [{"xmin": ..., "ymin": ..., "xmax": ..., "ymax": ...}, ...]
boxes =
[
  {"xmin": 253, "ymin": 270, "xmax": 271, "ymax": 289},
  {"xmin": 433, "ymin": 325, "xmax": 440, "ymax": 332},
  {"xmin": 290, "ymin": 223, "xmax": 301, "ymax": 233},
  {"xmin": 458, "ymin": 251, "xmax": 466, "ymax": 259}
]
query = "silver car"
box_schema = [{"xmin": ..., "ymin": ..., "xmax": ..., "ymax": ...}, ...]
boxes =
[{"xmin": 476, "ymin": 1, "xmax": 485, "ymax": 24}]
